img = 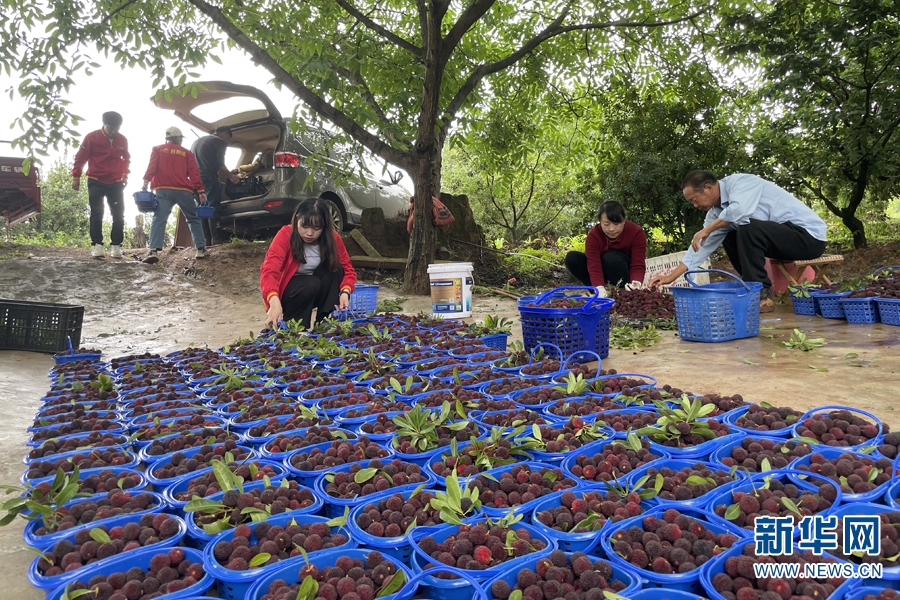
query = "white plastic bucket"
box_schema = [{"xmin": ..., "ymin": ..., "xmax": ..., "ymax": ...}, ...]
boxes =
[{"xmin": 427, "ymin": 263, "xmax": 474, "ymax": 318}]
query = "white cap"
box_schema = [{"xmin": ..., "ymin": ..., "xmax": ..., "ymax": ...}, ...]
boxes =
[{"xmin": 165, "ymin": 126, "xmax": 183, "ymax": 138}]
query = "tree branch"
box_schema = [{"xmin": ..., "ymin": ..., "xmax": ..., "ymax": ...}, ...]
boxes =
[
  {"xmin": 332, "ymin": 0, "xmax": 423, "ymax": 58},
  {"xmin": 186, "ymin": 0, "xmax": 413, "ymax": 169},
  {"xmin": 331, "ymin": 62, "xmax": 397, "ymax": 142},
  {"xmin": 417, "ymin": 0, "xmax": 429, "ymax": 50},
  {"xmin": 441, "ymin": 0, "xmax": 497, "ymax": 62},
  {"xmin": 102, "ymin": 0, "xmax": 140, "ymax": 24},
  {"xmin": 440, "ymin": 6, "xmax": 710, "ymax": 128},
  {"xmin": 799, "ymin": 179, "xmax": 842, "ymax": 217}
]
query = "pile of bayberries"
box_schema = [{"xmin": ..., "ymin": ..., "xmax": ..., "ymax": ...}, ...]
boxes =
[{"xmin": 11, "ymin": 311, "xmax": 897, "ymax": 600}]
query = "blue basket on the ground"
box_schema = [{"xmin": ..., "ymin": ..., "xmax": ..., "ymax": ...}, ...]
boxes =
[
  {"xmin": 481, "ymin": 552, "xmax": 640, "ymax": 600},
  {"xmin": 815, "ymin": 290, "xmax": 850, "ymax": 318},
  {"xmin": 477, "ymin": 333, "xmax": 508, "ymax": 351},
  {"xmin": 518, "ymin": 286, "xmax": 613, "ymax": 360},
  {"xmin": 133, "ymin": 190, "xmax": 158, "ymax": 213},
  {"xmin": 789, "ymin": 289, "xmax": 819, "ymax": 315},
  {"xmin": 203, "ymin": 512, "xmax": 357, "ymax": 600},
  {"xmin": 670, "ymin": 269, "xmax": 762, "ymax": 342},
  {"xmin": 877, "ymin": 298, "xmax": 900, "ymax": 326},
  {"xmin": 42, "ymin": 546, "xmax": 213, "ymax": 600},
  {"xmin": 195, "ymin": 202, "xmax": 215, "ymax": 218},
  {"xmin": 841, "ymin": 296, "xmax": 881, "ymax": 323},
  {"xmin": 350, "ymin": 284, "xmax": 379, "ymax": 315},
  {"xmin": 244, "ymin": 548, "xmax": 417, "ymax": 600},
  {"xmin": 830, "ymin": 502, "xmax": 900, "ymax": 588}
]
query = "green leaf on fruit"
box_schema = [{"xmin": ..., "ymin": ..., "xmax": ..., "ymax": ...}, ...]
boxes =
[
  {"xmin": 724, "ymin": 503, "xmax": 741, "ymax": 520},
  {"xmin": 89, "ymin": 528, "xmax": 111, "ymax": 544},
  {"xmin": 376, "ymin": 571, "xmax": 406, "ymax": 598},
  {"xmin": 249, "ymin": 553, "xmax": 271, "ymax": 567},
  {"xmin": 780, "ymin": 497, "xmax": 802, "ymax": 516}
]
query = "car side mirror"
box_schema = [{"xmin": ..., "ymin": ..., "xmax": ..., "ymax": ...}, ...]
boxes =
[{"xmin": 389, "ymin": 171, "xmax": 403, "ymax": 185}]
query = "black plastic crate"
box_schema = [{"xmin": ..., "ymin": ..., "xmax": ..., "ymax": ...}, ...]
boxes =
[{"xmin": 0, "ymin": 299, "xmax": 84, "ymax": 353}]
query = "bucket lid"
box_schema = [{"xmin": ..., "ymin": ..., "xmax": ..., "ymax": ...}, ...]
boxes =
[{"xmin": 427, "ymin": 262, "xmax": 473, "ymax": 273}]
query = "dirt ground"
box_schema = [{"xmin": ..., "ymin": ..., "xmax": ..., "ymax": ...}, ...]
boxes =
[{"xmin": 0, "ymin": 248, "xmax": 899, "ymax": 597}]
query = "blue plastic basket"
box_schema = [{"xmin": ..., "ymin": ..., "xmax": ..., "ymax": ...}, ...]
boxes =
[
  {"xmin": 830, "ymin": 503, "xmax": 900, "ymax": 588},
  {"xmin": 790, "ymin": 289, "xmax": 820, "ymax": 315},
  {"xmin": 518, "ymin": 287, "xmax": 614, "ymax": 360},
  {"xmin": 841, "ymin": 296, "xmax": 881, "ymax": 323},
  {"xmin": 195, "ymin": 203, "xmax": 215, "ymax": 218},
  {"xmin": 27, "ymin": 513, "xmax": 187, "ymax": 591},
  {"xmin": 407, "ymin": 520, "xmax": 557, "ymax": 600},
  {"xmin": 350, "ymin": 284, "xmax": 379, "ymax": 315},
  {"xmin": 42, "ymin": 546, "xmax": 213, "ymax": 600},
  {"xmin": 283, "ymin": 439, "xmax": 395, "ymax": 486},
  {"xmin": 877, "ymin": 298, "xmax": 900, "ymax": 326},
  {"xmin": 700, "ymin": 539, "xmax": 852, "ymax": 600},
  {"xmin": 162, "ymin": 463, "xmax": 289, "ymax": 513},
  {"xmin": 313, "ymin": 460, "xmax": 437, "ymax": 517},
  {"xmin": 23, "ymin": 491, "xmax": 167, "ymax": 549},
  {"xmin": 789, "ymin": 405, "xmax": 885, "ymax": 452},
  {"xmin": 787, "ymin": 447, "xmax": 897, "ymax": 503},
  {"xmin": 720, "ymin": 405, "xmax": 796, "ymax": 438},
  {"xmin": 560, "ymin": 437, "xmax": 672, "ymax": 488},
  {"xmin": 347, "ymin": 487, "xmax": 459, "ymax": 564},
  {"xmin": 480, "ymin": 551, "xmax": 641, "ymax": 600},
  {"xmin": 703, "ymin": 468, "xmax": 844, "ymax": 536},
  {"xmin": 627, "ymin": 458, "xmax": 749, "ymax": 509},
  {"xmin": 840, "ymin": 585, "xmax": 891, "ymax": 600},
  {"xmin": 244, "ymin": 548, "xmax": 417, "ymax": 600},
  {"xmin": 204, "ymin": 512, "xmax": 357, "ymax": 600},
  {"xmin": 133, "ymin": 190, "xmax": 158, "ymax": 213},
  {"xmin": 815, "ymin": 290, "xmax": 851, "ymax": 318},
  {"xmin": 184, "ymin": 480, "xmax": 323, "ymax": 547},
  {"xmin": 528, "ymin": 489, "xmax": 612, "ymax": 553},
  {"xmin": 477, "ymin": 333, "xmax": 509, "ymax": 351},
  {"xmin": 602, "ymin": 506, "xmax": 748, "ymax": 595},
  {"xmin": 670, "ymin": 270, "xmax": 762, "ymax": 342}
]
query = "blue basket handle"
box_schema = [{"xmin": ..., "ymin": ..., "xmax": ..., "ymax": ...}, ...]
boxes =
[
  {"xmin": 528, "ymin": 342, "xmax": 563, "ymax": 364},
  {"xmin": 404, "ymin": 566, "xmax": 488, "ymax": 600},
  {"xmin": 535, "ymin": 286, "xmax": 599, "ymax": 310},
  {"xmin": 872, "ymin": 265, "xmax": 900, "ymax": 278},
  {"xmin": 684, "ymin": 269, "xmax": 753, "ymax": 295},
  {"xmin": 561, "ymin": 350, "xmax": 602, "ymax": 373},
  {"xmin": 66, "ymin": 336, "xmax": 74, "ymax": 356},
  {"xmin": 795, "ymin": 404, "xmax": 883, "ymax": 441}
]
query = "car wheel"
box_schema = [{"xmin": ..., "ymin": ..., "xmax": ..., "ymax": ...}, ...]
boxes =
[{"xmin": 320, "ymin": 197, "xmax": 345, "ymax": 232}]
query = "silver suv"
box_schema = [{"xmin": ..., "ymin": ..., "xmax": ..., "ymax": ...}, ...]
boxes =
[{"xmin": 153, "ymin": 81, "xmax": 409, "ymax": 233}]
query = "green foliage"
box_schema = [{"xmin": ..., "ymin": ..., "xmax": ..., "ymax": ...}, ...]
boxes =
[
  {"xmin": 723, "ymin": 0, "xmax": 900, "ymax": 248},
  {"xmin": 576, "ymin": 70, "xmax": 756, "ymax": 250},
  {"xmin": 10, "ymin": 159, "xmax": 89, "ymax": 243}
]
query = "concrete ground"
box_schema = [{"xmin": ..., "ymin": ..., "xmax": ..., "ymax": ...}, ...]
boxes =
[{"xmin": 1, "ymin": 257, "xmax": 898, "ymax": 597}]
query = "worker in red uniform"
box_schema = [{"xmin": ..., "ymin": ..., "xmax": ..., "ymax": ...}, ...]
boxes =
[
  {"xmin": 565, "ymin": 200, "xmax": 647, "ymax": 293},
  {"xmin": 71, "ymin": 111, "xmax": 130, "ymax": 259},
  {"xmin": 260, "ymin": 198, "xmax": 356, "ymax": 329},
  {"xmin": 141, "ymin": 127, "xmax": 208, "ymax": 264}
]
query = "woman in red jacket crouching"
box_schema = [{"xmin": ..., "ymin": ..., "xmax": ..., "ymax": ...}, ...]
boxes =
[{"xmin": 260, "ymin": 198, "xmax": 357, "ymax": 328}]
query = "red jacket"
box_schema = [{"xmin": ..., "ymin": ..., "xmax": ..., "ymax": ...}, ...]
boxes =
[
  {"xmin": 585, "ymin": 220, "xmax": 647, "ymax": 286},
  {"xmin": 260, "ymin": 227, "xmax": 357, "ymax": 309},
  {"xmin": 71, "ymin": 130, "xmax": 130, "ymax": 185},
  {"xmin": 143, "ymin": 143, "xmax": 205, "ymax": 193}
]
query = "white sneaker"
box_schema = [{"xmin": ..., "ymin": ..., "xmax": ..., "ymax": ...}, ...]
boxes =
[
  {"xmin": 110, "ymin": 245, "xmax": 123, "ymax": 258},
  {"xmin": 91, "ymin": 244, "xmax": 105, "ymax": 258},
  {"xmin": 195, "ymin": 248, "xmax": 207, "ymax": 259}
]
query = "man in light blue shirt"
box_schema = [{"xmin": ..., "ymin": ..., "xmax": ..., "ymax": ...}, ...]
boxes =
[{"xmin": 649, "ymin": 171, "xmax": 827, "ymax": 312}]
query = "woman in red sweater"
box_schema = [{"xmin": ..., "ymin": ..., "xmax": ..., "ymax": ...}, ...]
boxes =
[
  {"xmin": 260, "ymin": 198, "xmax": 357, "ymax": 328},
  {"xmin": 565, "ymin": 201, "xmax": 647, "ymax": 291}
]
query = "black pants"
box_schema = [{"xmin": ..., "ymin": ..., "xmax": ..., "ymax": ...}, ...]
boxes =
[
  {"xmin": 88, "ymin": 180, "xmax": 125, "ymax": 246},
  {"xmin": 721, "ymin": 219, "xmax": 826, "ymax": 289},
  {"xmin": 200, "ymin": 175, "xmax": 227, "ymax": 245},
  {"xmin": 282, "ymin": 263, "xmax": 344, "ymax": 328},
  {"xmin": 565, "ymin": 249, "xmax": 631, "ymax": 287}
]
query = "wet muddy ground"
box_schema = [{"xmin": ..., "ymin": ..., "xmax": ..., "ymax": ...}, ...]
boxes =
[{"xmin": 1, "ymin": 256, "xmax": 898, "ymax": 597}]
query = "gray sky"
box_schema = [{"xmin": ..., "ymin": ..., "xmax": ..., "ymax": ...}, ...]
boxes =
[{"xmin": 0, "ymin": 46, "xmax": 411, "ymax": 225}]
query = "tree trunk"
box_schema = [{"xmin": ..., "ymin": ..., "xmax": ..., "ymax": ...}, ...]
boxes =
[
  {"xmin": 403, "ymin": 154, "xmax": 438, "ymax": 294},
  {"xmin": 842, "ymin": 212, "xmax": 868, "ymax": 248}
]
